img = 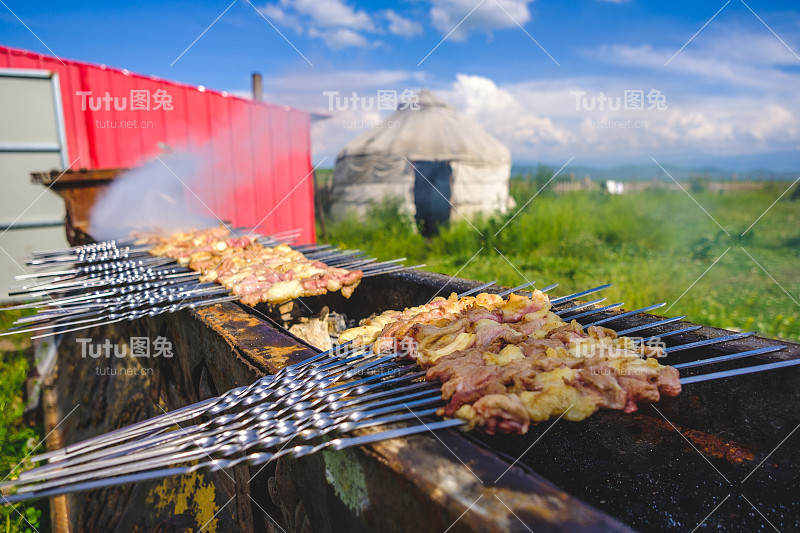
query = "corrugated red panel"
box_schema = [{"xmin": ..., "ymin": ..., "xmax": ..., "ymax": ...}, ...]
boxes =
[{"xmin": 0, "ymin": 45, "xmax": 315, "ymax": 243}]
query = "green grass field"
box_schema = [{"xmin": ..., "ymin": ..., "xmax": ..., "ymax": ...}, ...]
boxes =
[
  {"xmin": 320, "ymin": 180, "xmax": 800, "ymax": 341},
  {"xmin": 0, "ymin": 309, "xmax": 45, "ymax": 533}
]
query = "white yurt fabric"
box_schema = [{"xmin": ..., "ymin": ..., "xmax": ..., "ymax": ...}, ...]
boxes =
[{"xmin": 330, "ymin": 89, "xmax": 512, "ymax": 220}]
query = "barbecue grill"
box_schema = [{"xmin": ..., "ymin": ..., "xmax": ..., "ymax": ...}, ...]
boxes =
[{"xmin": 4, "ymin": 247, "xmax": 799, "ymax": 532}]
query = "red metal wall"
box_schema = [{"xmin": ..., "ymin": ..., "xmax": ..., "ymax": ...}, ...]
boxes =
[{"xmin": 0, "ymin": 45, "xmax": 315, "ymax": 243}]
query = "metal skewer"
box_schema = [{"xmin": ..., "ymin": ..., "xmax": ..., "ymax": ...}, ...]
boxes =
[
  {"xmin": 663, "ymin": 332, "xmax": 756, "ymax": 353},
  {"xmin": 583, "ymin": 303, "xmax": 666, "ymax": 327},
  {"xmin": 458, "ymin": 281, "xmax": 498, "ymax": 297},
  {"xmin": 679, "ymin": 358, "xmax": 800, "ymax": 384},
  {"xmin": 561, "ymin": 302, "xmax": 624, "ymax": 322},
  {"xmin": 30, "ymin": 345, "xmax": 365, "ymax": 463},
  {"xmin": 673, "ymin": 346, "xmax": 787, "ymax": 369},
  {"xmin": 615, "ymin": 316, "xmax": 690, "ymax": 336},
  {"xmin": 11, "ymin": 360, "xmax": 420, "ymax": 485},
  {"xmin": 555, "ymin": 298, "xmax": 606, "ymax": 317},
  {"xmin": 5, "ymin": 278, "xmax": 799, "ymax": 504},
  {"xmin": 497, "ymin": 281, "xmax": 535, "ymax": 296},
  {"xmin": 29, "ymin": 294, "xmax": 243, "ymax": 339},
  {"xmin": 550, "ymin": 284, "xmax": 613, "ymax": 306},
  {"xmin": 2, "ymin": 418, "xmax": 465, "ymax": 503},
  {"xmin": 9, "ymin": 352, "xmax": 422, "ymax": 485},
  {"xmin": 636, "ymin": 326, "xmax": 702, "ymax": 345}
]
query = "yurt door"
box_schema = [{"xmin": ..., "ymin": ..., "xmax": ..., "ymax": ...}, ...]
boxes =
[{"xmin": 412, "ymin": 160, "xmax": 452, "ymax": 236}]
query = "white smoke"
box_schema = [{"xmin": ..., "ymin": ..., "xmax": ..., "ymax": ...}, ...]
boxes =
[
  {"xmin": 87, "ymin": 108, "xmax": 268, "ymax": 240},
  {"xmin": 89, "ymin": 151, "xmax": 220, "ymax": 240}
]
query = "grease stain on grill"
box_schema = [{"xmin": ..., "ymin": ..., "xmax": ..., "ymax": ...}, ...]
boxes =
[
  {"xmin": 680, "ymin": 428, "xmax": 755, "ymax": 465},
  {"xmin": 146, "ymin": 472, "xmax": 221, "ymax": 533},
  {"xmin": 262, "ymin": 344, "xmax": 307, "ymax": 366},
  {"xmin": 196, "ymin": 303, "xmax": 313, "ymax": 373},
  {"xmin": 641, "ymin": 415, "xmax": 756, "ymax": 465},
  {"xmin": 490, "ymin": 487, "xmax": 566, "ymax": 522}
]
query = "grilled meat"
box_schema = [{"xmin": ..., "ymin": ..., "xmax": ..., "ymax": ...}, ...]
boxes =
[
  {"xmin": 338, "ymin": 292, "xmax": 505, "ymax": 348},
  {"xmin": 146, "ymin": 227, "xmax": 363, "ymax": 305},
  {"xmin": 339, "ymin": 290, "xmax": 680, "ymax": 434}
]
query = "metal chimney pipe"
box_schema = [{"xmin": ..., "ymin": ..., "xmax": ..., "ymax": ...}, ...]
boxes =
[{"xmin": 252, "ymin": 73, "xmax": 263, "ymax": 102}]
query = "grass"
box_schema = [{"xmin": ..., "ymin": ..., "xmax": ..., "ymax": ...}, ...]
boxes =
[
  {"xmin": 0, "ymin": 309, "xmax": 46, "ymax": 533},
  {"xmin": 320, "ymin": 180, "xmax": 800, "ymax": 341}
]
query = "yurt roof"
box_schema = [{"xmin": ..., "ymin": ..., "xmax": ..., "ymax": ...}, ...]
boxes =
[{"xmin": 336, "ymin": 89, "xmax": 511, "ymax": 165}]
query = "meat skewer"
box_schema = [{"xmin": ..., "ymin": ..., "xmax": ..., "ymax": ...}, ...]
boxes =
[
  {"xmin": 5, "ymin": 226, "xmax": 409, "ymax": 335},
  {"xmin": 336, "ymin": 288, "xmax": 788, "ymax": 435}
]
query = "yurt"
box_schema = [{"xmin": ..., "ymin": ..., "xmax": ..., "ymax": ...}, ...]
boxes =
[{"xmin": 330, "ymin": 89, "xmax": 512, "ymax": 234}]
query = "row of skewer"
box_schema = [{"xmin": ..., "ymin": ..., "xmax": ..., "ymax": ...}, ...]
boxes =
[
  {"xmin": 2, "ymin": 279, "xmax": 799, "ymax": 502},
  {"xmin": 3, "ymin": 228, "xmax": 417, "ymax": 339}
]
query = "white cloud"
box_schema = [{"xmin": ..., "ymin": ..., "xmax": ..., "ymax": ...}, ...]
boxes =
[
  {"xmin": 302, "ymin": 77, "xmax": 797, "ymax": 164},
  {"xmin": 445, "ymin": 67, "xmax": 800, "ymax": 161},
  {"xmin": 260, "ymin": 1, "xmax": 428, "ymax": 48},
  {"xmin": 444, "ymin": 74, "xmax": 572, "ymax": 147},
  {"xmin": 385, "ymin": 9, "xmax": 423, "ymax": 37},
  {"xmin": 263, "ymin": 0, "xmax": 374, "ymax": 31},
  {"xmin": 588, "ymin": 29, "xmax": 800, "ymax": 92},
  {"xmin": 308, "ymin": 27, "xmax": 370, "ymax": 49},
  {"xmin": 259, "ymin": 0, "xmax": 376, "ymax": 48},
  {"xmin": 430, "ymin": 0, "xmax": 533, "ymax": 41},
  {"xmin": 257, "ymin": 70, "xmax": 427, "ymax": 160},
  {"xmin": 247, "ymin": 26, "xmax": 800, "ymax": 166},
  {"xmin": 258, "ymin": 3, "xmax": 302, "ymax": 32},
  {"xmin": 296, "ymin": 0, "xmax": 374, "ymax": 31}
]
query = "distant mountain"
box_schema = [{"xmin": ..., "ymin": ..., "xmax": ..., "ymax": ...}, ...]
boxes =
[
  {"xmin": 513, "ymin": 157, "xmax": 800, "ymax": 182},
  {"xmin": 317, "ymin": 151, "xmax": 800, "ymax": 180},
  {"xmin": 675, "ymin": 151, "xmax": 800, "ymax": 174}
]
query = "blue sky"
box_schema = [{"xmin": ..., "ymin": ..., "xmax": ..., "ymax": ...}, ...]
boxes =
[{"xmin": 2, "ymin": 0, "xmax": 800, "ymax": 169}]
